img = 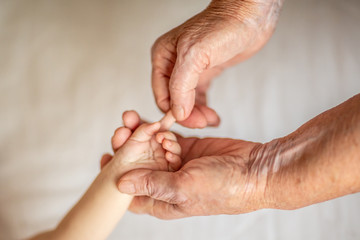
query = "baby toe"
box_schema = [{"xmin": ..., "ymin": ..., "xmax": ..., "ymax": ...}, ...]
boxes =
[
  {"xmin": 155, "ymin": 132, "xmax": 165, "ymax": 144},
  {"xmin": 166, "ymin": 152, "xmax": 182, "ymax": 171},
  {"xmin": 122, "ymin": 110, "xmax": 141, "ymax": 130},
  {"xmin": 162, "ymin": 139, "xmax": 181, "ymax": 155},
  {"xmin": 112, "ymin": 127, "xmax": 132, "ymax": 151},
  {"xmin": 130, "ymin": 122, "xmax": 161, "ymax": 142}
]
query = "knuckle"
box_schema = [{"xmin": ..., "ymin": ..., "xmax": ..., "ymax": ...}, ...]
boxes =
[
  {"xmin": 151, "ymin": 35, "xmax": 174, "ymax": 61},
  {"xmin": 151, "ymin": 36, "xmax": 164, "ymax": 54},
  {"xmin": 169, "ymin": 80, "xmax": 196, "ymax": 93},
  {"xmin": 151, "ymin": 48, "xmax": 163, "ymax": 63},
  {"xmin": 144, "ymin": 174, "xmax": 155, "ymax": 196},
  {"xmin": 178, "ymin": 43, "xmax": 210, "ymax": 70}
]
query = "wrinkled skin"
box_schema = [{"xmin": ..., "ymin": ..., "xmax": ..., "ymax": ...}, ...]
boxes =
[
  {"xmin": 123, "ymin": 137, "xmax": 266, "ymax": 219},
  {"xmin": 152, "ymin": 0, "xmax": 283, "ymax": 127}
]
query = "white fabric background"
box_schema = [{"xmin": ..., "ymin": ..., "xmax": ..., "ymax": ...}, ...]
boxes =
[{"xmin": 1, "ymin": 0, "xmax": 359, "ymax": 239}]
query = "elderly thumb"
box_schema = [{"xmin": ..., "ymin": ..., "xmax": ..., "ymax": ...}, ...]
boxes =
[
  {"xmin": 169, "ymin": 48, "xmax": 207, "ymax": 121},
  {"xmin": 117, "ymin": 169, "xmax": 181, "ymax": 204}
]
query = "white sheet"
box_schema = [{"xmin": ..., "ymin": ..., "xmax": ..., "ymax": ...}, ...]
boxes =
[{"xmin": 1, "ymin": 0, "xmax": 359, "ymax": 239}]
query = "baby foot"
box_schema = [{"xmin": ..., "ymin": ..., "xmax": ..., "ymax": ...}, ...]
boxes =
[
  {"xmin": 113, "ymin": 111, "xmax": 182, "ymax": 172},
  {"xmin": 102, "ymin": 110, "xmax": 182, "ymax": 172}
]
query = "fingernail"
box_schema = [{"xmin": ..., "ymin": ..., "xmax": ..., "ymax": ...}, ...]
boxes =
[
  {"xmin": 172, "ymin": 104, "xmax": 184, "ymax": 120},
  {"xmin": 118, "ymin": 181, "xmax": 135, "ymax": 194}
]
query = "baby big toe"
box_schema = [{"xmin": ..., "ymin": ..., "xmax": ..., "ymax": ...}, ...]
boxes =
[{"xmin": 112, "ymin": 127, "xmax": 132, "ymax": 151}]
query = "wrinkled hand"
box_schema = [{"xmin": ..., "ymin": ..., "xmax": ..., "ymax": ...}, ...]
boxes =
[
  {"xmin": 118, "ymin": 136, "xmax": 268, "ymax": 219},
  {"xmin": 114, "ymin": 115, "xmax": 269, "ymax": 219},
  {"xmin": 152, "ymin": 0, "xmax": 283, "ymax": 128}
]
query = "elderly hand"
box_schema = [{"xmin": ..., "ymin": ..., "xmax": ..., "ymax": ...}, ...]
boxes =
[
  {"xmin": 117, "ymin": 136, "xmax": 268, "ymax": 219},
  {"xmin": 152, "ymin": 0, "xmax": 283, "ymax": 128},
  {"xmin": 107, "ymin": 94, "xmax": 360, "ymax": 219},
  {"xmin": 109, "ymin": 112, "xmax": 270, "ymax": 219}
]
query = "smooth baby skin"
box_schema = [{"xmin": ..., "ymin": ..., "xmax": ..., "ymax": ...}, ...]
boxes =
[{"xmin": 30, "ymin": 111, "xmax": 181, "ymax": 240}]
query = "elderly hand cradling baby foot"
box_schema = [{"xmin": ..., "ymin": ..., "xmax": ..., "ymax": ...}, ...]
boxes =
[{"xmin": 101, "ymin": 110, "xmax": 181, "ymax": 175}]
